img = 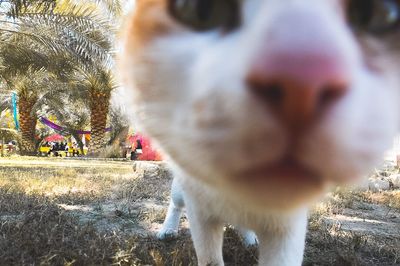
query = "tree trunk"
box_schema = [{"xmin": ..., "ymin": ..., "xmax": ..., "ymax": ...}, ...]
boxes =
[
  {"xmin": 88, "ymin": 91, "xmax": 110, "ymax": 156},
  {"xmin": 18, "ymin": 95, "xmax": 37, "ymax": 156},
  {"xmin": 1, "ymin": 138, "xmax": 4, "ymax": 157},
  {"xmin": 71, "ymin": 132, "xmax": 85, "ymax": 155}
]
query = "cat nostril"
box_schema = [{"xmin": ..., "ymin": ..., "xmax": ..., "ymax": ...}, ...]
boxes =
[
  {"xmin": 247, "ymin": 80, "xmax": 285, "ymax": 107},
  {"xmin": 318, "ymin": 83, "xmax": 348, "ymax": 110},
  {"xmin": 246, "ymin": 74, "xmax": 349, "ymax": 128}
]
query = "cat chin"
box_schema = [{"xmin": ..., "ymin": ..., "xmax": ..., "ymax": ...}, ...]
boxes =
[
  {"xmin": 174, "ymin": 160, "xmax": 325, "ymax": 210},
  {"xmin": 231, "ymin": 184, "xmax": 326, "ymax": 211},
  {"xmin": 181, "ymin": 171, "xmax": 326, "ymax": 211}
]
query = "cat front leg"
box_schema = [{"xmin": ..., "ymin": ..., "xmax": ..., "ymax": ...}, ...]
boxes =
[
  {"xmin": 257, "ymin": 210, "xmax": 307, "ymax": 266},
  {"xmin": 185, "ymin": 197, "xmax": 225, "ymax": 266},
  {"xmin": 157, "ymin": 178, "xmax": 185, "ymax": 239}
]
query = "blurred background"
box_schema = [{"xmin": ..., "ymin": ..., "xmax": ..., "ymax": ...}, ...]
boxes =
[{"xmin": 0, "ymin": 0, "xmax": 162, "ymax": 161}]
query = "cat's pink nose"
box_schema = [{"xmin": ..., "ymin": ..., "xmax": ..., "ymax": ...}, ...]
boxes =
[
  {"xmin": 247, "ymin": 47, "xmax": 349, "ymax": 131},
  {"xmin": 246, "ymin": 9, "xmax": 350, "ymax": 131}
]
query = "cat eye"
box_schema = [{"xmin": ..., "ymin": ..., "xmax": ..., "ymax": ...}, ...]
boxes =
[
  {"xmin": 348, "ymin": 0, "xmax": 400, "ymax": 34},
  {"xmin": 168, "ymin": 0, "xmax": 240, "ymax": 32}
]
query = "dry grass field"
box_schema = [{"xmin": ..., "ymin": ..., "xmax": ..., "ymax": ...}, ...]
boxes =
[{"xmin": 0, "ymin": 157, "xmax": 399, "ymax": 266}]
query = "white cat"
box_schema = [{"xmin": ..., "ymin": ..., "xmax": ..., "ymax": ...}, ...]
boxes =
[{"xmin": 120, "ymin": 1, "xmax": 400, "ymax": 265}]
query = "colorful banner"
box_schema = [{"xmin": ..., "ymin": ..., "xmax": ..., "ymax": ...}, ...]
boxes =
[
  {"xmin": 12, "ymin": 92, "xmax": 19, "ymax": 131},
  {"xmin": 39, "ymin": 117, "xmax": 112, "ymax": 135}
]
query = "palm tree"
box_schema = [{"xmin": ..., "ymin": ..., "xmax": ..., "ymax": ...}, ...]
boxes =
[
  {"xmin": 0, "ymin": 25, "xmax": 76, "ymax": 154},
  {"xmin": 70, "ymin": 67, "xmax": 116, "ymax": 155},
  {"xmin": 9, "ymin": 70, "xmax": 63, "ymax": 155},
  {"xmin": 17, "ymin": 86, "xmax": 37, "ymax": 154},
  {"xmin": 0, "ymin": 0, "xmax": 123, "ymax": 155}
]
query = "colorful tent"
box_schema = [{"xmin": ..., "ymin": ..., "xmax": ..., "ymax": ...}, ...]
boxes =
[{"xmin": 45, "ymin": 134, "xmax": 65, "ymax": 142}]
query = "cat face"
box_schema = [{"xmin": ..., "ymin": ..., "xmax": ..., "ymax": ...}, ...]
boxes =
[{"xmin": 120, "ymin": 0, "xmax": 400, "ymax": 209}]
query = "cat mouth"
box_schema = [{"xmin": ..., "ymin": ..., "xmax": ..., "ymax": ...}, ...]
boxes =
[{"xmin": 235, "ymin": 157, "xmax": 322, "ymax": 187}]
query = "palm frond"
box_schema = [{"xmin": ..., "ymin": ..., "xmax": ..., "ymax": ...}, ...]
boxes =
[
  {"xmin": 0, "ymin": 0, "xmax": 57, "ymax": 17},
  {"xmin": 13, "ymin": 7, "xmax": 114, "ymax": 68}
]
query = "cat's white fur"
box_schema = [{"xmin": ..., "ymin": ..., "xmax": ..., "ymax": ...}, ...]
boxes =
[{"xmin": 120, "ymin": 1, "xmax": 400, "ymax": 265}]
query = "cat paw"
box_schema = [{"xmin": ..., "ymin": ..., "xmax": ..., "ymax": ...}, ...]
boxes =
[
  {"xmin": 242, "ymin": 232, "xmax": 258, "ymax": 247},
  {"xmin": 156, "ymin": 228, "xmax": 178, "ymax": 240}
]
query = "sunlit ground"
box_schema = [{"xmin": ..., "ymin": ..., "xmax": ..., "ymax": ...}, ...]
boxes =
[{"xmin": 0, "ymin": 157, "xmax": 398, "ymax": 265}]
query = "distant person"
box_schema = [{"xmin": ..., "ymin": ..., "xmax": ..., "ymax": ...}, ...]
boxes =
[
  {"xmin": 135, "ymin": 139, "xmax": 143, "ymax": 154},
  {"xmin": 130, "ymin": 139, "xmax": 143, "ymax": 161}
]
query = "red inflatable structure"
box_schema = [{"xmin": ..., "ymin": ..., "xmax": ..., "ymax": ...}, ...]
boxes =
[{"xmin": 128, "ymin": 134, "xmax": 163, "ymax": 161}]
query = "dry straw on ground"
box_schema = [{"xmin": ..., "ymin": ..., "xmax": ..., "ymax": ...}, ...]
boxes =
[{"xmin": 0, "ymin": 158, "xmax": 399, "ymax": 265}]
